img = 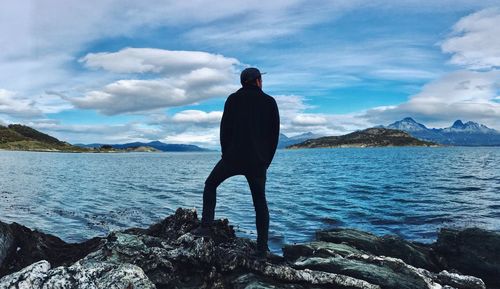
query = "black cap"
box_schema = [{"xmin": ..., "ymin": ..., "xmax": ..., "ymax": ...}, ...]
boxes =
[{"xmin": 240, "ymin": 67, "xmax": 265, "ymax": 85}]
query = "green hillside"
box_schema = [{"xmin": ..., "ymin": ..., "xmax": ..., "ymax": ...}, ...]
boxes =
[{"xmin": 0, "ymin": 124, "xmax": 89, "ymax": 152}]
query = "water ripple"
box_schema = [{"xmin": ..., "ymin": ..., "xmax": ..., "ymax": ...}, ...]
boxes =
[{"xmin": 0, "ymin": 147, "xmax": 499, "ymax": 253}]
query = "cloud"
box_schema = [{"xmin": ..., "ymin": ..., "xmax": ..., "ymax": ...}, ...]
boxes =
[
  {"xmin": 441, "ymin": 7, "xmax": 500, "ymax": 70},
  {"xmin": 68, "ymin": 48, "xmax": 240, "ymax": 115},
  {"xmin": 0, "ymin": 89, "xmax": 42, "ymax": 117},
  {"xmin": 80, "ymin": 48, "xmax": 240, "ymax": 74},
  {"xmin": 172, "ymin": 110, "xmax": 222, "ymax": 124},
  {"xmin": 291, "ymin": 114, "xmax": 328, "ymax": 126},
  {"xmin": 163, "ymin": 128, "xmax": 220, "ymax": 147},
  {"xmin": 29, "ymin": 120, "xmax": 162, "ymax": 144},
  {"xmin": 361, "ymin": 70, "xmax": 500, "ymax": 128}
]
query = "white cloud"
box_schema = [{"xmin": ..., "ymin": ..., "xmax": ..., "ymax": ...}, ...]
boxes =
[
  {"xmin": 172, "ymin": 110, "xmax": 222, "ymax": 124},
  {"xmin": 68, "ymin": 48, "xmax": 240, "ymax": 115},
  {"xmin": 0, "ymin": 89, "xmax": 42, "ymax": 117},
  {"xmin": 361, "ymin": 70, "xmax": 500, "ymax": 129},
  {"xmin": 163, "ymin": 128, "xmax": 220, "ymax": 147},
  {"xmin": 291, "ymin": 114, "xmax": 328, "ymax": 126},
  {"xmin": 29, "ymin": 121, "xmax": 163, "ymax": 144},
  {"xmin": 441, "ymin": 7, "xmax": 500, "ymax": 69},
  {"xmin": 80, "ymin": 48, "xmax": 240, "ymax": 74}
]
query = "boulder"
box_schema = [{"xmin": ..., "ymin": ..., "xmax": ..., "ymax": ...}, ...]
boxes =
[
  {"xmin": 0, "ymin": 260, "xmax": 155, "ymax": 289},
  {"xmin": 316, "ymin": 228, "xmax": 440, "ymax": 271},
  {"xmin": 434, "ymin": 228, "xmax": 500, "ymax": 288},
  {"xmin": 0, "ymin": 208, "xmax": 494, "ymax": 289},
  {"xmin": 0, "ymin": 220, "xmax": 102, "ymax": 277}
]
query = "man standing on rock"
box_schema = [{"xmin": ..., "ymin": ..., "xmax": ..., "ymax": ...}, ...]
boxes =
[{"xmin": 193, "ymin": 67, "xmax": 280, "ymax": 257}]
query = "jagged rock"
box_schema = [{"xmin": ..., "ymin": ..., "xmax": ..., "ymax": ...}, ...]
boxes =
[
  {"xmin": 293, "ymin": 254, "xmax": 485, "ymax": 289},
  {"xmin": 0, "ymin": 221, "xmax": 102, "ymax": 277},
  {"xmin": 230, "ymin": 273, "xmax": 323, "ymax": 288},
  {"xmin": 293, "ymin": 255, "xmax": 431, "ymax": 289},
  {"xmin": 0, "ymin": 223, "xmax": 14, "ymax": 267},
  {"xmin": 84, "ymin": 209, "xmax": 379, "ymax": 289},
  {"xmin": 283, "ymin": 241, "xmax": 364, "ymax": 260},
  {"xmin": 316, "ymin": 228, "xmax": 440, "ymax": 271},
  {"xmin": 0, "ymin": 208, "xmax": 494, "ymax": 289},
  {"xmin": 0, "ymin": 259, "xmax": 155, "ymax": 289},
  {"xmin": 434, "ymin": 228, "xmax": 500, "ymax": 288},
  {"xmin": 435, "ymin": 270, "xmax": 486, "ymax": 289}
]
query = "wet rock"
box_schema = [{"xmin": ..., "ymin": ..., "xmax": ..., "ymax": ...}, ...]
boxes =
[
  {"xmin": 0, "ymin": 208, "xmax": 494, "ymax": 289},
  {"xmin": 316, "ymin": 228, "xmax": 440, "ymax": 271},
  {"xmin": 0, "ymin": 220, "xmax": 102, "ymax": 277},
  {"xmin": 434, "ymin": 228, "xmax": 500, "ymax": 288}
]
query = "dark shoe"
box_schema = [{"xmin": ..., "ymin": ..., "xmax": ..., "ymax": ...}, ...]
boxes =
[
  {"xmin": 191, "ymin": 225, "xmax": 211, "ymax": 237},
  {"xmin": 255, "ymin": 246, "xmax": 270, "ymax": 259}
]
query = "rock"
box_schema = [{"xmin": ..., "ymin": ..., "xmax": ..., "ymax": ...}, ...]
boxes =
[
  {"xmin": 0, "ymin": 220, "xmax": 102, "ymax": 277},
  {"xmin": 435, "ymin": 270, "xmax": 486, "ymax": 289},
  {"xmin": 293, "ymin": 255, "xmax": 432, "ymax": 289},
  {"xmin": 0, "ymin": 259, "xmax": 155, "ymax": 289},
  {"xmin": 230, "ymin": 273, "xmax": 323, "ymax": 289},
  {"xmin": 283, "ymin": 241, "xmax": 364, "ymax": 261},
  {"xmin": 0, "ymin": 260, "xmax": 50, "ymax": 289},
  {"xmin": 434, "ymin": 228, "xmax": 500, "ymax": 288},
  {"xmin": 0, "ymin": 208, "xmax": 494, "ymax": 289},
  {"xmin": 0, "ymin": 223, "xmax": 14, "ymax": 268},
  {"xmin": 316, "ymin": 228, "xmax": 440, "ymax": 271}
]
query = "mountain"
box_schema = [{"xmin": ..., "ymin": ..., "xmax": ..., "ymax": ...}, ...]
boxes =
[
  {"xmin": 278, "ymin": 132, "xmax": 323, "ymax": 148},
  {"xmin": 288, "ymin": 128, "xmax": 437, "ymax": 149},
  {"xmin": 0, "ymin": 124, "xmax": 87, "ymax": 152},
  {"xmin": 386, "ymin": 117, "xmax": 429, "ymax": 132},
  {"xmin": 76, "ymin": 141, "xmax": 209, "ymax": 152},
  {"xmin": 386, "ymin": 118, "xmax": 500, "ymax": 146}
]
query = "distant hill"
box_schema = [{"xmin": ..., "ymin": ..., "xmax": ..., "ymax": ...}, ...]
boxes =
[
  {"xmin": 288, "ymin": 128, "xmax": 437, "ymax": 149},
  {"xmin": 278, "ymin": 132, "xmax": 323, "ymax": 148},
  {"xmin": 76, "ymin": 140, "xmax": 209, "ymax": 152},
  {"xmin": 385, "ymin": 117, "xmax": 500, "ymax": 146},
  {"xmin": 0, "ymin": 124, "xmax": 87, "ymax": 152}
]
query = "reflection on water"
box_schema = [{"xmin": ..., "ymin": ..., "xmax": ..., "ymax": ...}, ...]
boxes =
[{"xmin": 0, "ymin": 147, "xmax": 499, "ymax": 253}]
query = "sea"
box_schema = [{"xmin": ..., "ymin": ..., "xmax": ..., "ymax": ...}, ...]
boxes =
[{"xmin": 0, "ymin": 147, "xmax": 499, "ymax": 253}]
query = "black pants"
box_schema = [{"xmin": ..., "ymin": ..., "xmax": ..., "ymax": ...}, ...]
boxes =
[{"xmin": 201, "ymin": 159, "xmax": 269, "ymax": 250}]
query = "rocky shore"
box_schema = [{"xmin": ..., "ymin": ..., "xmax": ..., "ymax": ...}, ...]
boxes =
[{"xmin": 0, "ymin": 208, "xmax": 498, "ymax": 289}]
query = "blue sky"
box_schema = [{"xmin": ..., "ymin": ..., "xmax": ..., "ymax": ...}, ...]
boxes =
[{"xmin": 0, "ymin": 1, "xmax": 499, "ymax": 147}]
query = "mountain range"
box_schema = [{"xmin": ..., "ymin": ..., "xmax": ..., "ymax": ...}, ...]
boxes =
[
  {"xmin": 76, "ymin": 141, "xmax": 209, "ymax": 152},
  {"xmin": 384, "ymin": 118, "xmax": 500, "ymax": 146},
  {"xmin": 278, "ymin": 132, "xmax": 323, "ymax": 148}
]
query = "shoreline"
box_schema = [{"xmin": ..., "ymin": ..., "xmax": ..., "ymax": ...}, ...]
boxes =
[{"xmin": 1, "ymin": 208, "xmax": 498, "ymax": 289}]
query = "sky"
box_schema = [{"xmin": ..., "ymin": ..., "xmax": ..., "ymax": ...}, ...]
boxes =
[{"xmin": 0, "ymin": 0, "xmax": 499, "ymax": 147}]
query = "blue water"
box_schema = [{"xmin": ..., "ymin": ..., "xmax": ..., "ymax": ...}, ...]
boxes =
[{"xmin": 0, "ymin": 147, "xmax": 499, "ymax": 253}]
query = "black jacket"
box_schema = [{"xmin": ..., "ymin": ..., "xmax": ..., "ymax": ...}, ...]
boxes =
[{"xmin": 220, "ymin": 85, "xmax": 280, "ymax": 172}]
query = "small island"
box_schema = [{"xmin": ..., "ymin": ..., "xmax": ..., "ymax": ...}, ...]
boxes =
[{"xmin": 287, "ymin": 128, "xmax": 438, "ymax": 149}]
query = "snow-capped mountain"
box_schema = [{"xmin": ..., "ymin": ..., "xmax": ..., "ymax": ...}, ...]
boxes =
[
  {"xmin": 386, "ymin": 117, "xmax": 429, "ymax": 132},
  {"xmin": 384, "ymin": 118, "xmax": 500, "ymax": 146}
]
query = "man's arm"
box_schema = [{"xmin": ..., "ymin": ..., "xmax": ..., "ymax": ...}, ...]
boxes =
[
  {"xmin": 220, "ymin": 96, "xmax": 234, "ymax": 156},
  {"xmin": 267, "ymin": 98, "xmax": 280, "ymax": 167}
]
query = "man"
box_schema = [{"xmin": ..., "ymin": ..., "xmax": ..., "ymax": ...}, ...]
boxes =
[{"xmin": 193, "ymin": 67, "xmax": 280, "ymax": 257}]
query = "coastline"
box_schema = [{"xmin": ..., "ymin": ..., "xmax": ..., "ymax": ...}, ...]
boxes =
[{"xmin": 0, "ymin": 208, "xmax": 498, "ymax": 289}]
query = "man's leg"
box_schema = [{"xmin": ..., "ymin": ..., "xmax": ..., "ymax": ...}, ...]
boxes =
[
  {"xmin": 201, "ymin": 159, "xmax": 237, "ymax": 227},
  {"xmin": 245, "ymin": 173, "xmax": 269, "ymax": 252}
]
